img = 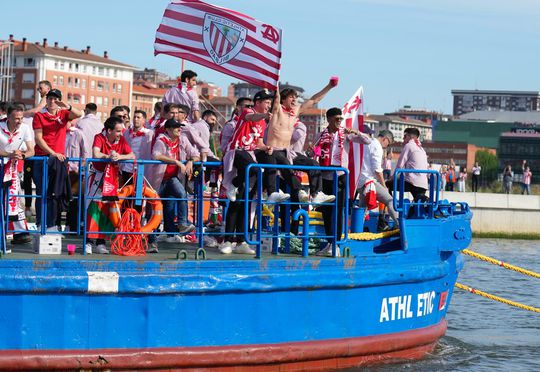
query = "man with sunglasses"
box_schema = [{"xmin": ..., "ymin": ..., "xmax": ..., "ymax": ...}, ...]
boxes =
[{"xmin": 110, "ymin": 106, "xmax": 130, "ymax": 131}]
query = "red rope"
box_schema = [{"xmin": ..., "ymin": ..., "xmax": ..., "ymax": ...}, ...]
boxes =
[{"xmin": 111, "ymin": 207, "xmax": 148, "ymax": 256}]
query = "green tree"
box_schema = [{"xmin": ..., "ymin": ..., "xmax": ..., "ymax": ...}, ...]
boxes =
[{"xmin": 475, "ymin": 150, "xmax": 498, "ymax": 184}]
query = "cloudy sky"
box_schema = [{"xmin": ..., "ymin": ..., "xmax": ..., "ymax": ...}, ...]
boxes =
[{"xmin": 4, "ymin": 0, "xmax": 540, "ymax": 113}]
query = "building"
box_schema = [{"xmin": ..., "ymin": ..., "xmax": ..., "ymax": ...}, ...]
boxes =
[
  {"xmin": 132, "ymin": 83, "xmax": 167, "ymax": 118},
  {"xmin": 385, "ymin": 106, "xmax": 443, "ymax": 125},
  {"xmin": 133, "ymin": 68, "xmax": 170, "ymax": 84},
  {"xmin": 206, "ymin": 96, "xmax": 235, "ymax": 126},
  {"xmin": 197, "ymin": 81, "xmax": 222, "ymax": 100},
  {"xmin": 499, "ymin": 127, "xmax": 540, "ymax": 179},
  {"xmin": 6, "ymin": 36, "xmax": 136, "ymax": 120},
  {"xmin": 451, "ymin": 89, "xmax": 540, "ymax": 116},
  {"xmin": 458, "ymin": 110, "xmax": 540, "ymax": 125},
  {"xmin": 366, "ymin": 114, "xmax": 432, "ymax": 142},
  {"xmin": 299, "ymin": 108, "xmax": 327, "ymax": 146},
  {"xmin": 434, "ymin": 119, "xmax": 514, "ymax": 149}
]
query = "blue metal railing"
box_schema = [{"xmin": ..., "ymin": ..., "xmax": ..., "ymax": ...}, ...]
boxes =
[{"xmin": 392, "ymin": 169, "xmax": 440, "ymax": 219}]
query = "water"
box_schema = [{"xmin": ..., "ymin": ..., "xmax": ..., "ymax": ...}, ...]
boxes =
[{"xmin": 356, "ymin": 239, "xmax": 540, "ymax": 371}]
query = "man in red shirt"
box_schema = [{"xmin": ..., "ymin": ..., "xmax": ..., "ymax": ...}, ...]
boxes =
[
  {"xmin": 32, "ymin": 89, "xmax": 82, "ymax": 229},
  {"xmin": 86, "ymin": 116, "xmax": 135, "ymax": 254}
]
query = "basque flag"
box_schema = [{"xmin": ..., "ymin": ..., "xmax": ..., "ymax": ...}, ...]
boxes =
[
  {"xmin": 154, "ymin": 0, "xmax": 282, "ymax": 89},
  {"xmin": 343, "ymin": 87, "xmax": 365, "ymax": 199}
]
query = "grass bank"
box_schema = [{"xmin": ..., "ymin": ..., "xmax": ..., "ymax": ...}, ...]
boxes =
[{"xmin": 473, "ymin": 231, "xmax": 540, "ymax": 240}]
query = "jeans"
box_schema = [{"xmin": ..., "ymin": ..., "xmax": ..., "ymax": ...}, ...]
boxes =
[
  {"xmin": 32, "ymin": 158, "xmax": 60, "ymax": 228},
  {"xmin": 159, "ymin": 176, "xmax": 188, "ymax": 233}
]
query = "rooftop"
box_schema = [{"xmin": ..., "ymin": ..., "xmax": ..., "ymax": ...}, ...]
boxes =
[
  {"xmin": 451, "ymin": 89, "xmax": 540, "ymax": 96},
  {"xmin": 459, "ymin": 110, "xmax": 540, "ymax": 124}
]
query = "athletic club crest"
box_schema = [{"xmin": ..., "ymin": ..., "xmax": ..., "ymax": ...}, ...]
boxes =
[{"xmin": 203, "ymin": 13, "xmax": 247, "ymax": 65}]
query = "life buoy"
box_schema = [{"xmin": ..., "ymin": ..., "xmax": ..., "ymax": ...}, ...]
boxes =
[{"xmin": 109, "ymin": 185, "xmax": 163, "ymax": 232}]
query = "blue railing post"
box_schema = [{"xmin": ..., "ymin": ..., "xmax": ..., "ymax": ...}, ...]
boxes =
[{"xmin": 292, "ymin": 209, "xmax": 310, "ymax": 257}]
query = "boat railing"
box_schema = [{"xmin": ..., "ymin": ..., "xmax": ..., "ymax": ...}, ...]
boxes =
[
  {"xmin": 0, "ymin": 157, "xmax": 348, "ymax": 257},
  {"xmin": 392, "ymin": 169, "xmax": 441, "ymax": 219}
]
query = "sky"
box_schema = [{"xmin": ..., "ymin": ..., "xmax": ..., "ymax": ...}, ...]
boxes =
[{"xmin": 3, "ymin": 0, "xmax": 540, "ymax": 114}]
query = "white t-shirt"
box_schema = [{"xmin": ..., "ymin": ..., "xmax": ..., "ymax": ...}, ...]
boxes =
[
  {"xmin": 359, "ymin": 138, "xmax": 384, "ymax": 186},
  {"xmin": 0, "ymin": 121, "xmax": 34, "ymax": 160}
]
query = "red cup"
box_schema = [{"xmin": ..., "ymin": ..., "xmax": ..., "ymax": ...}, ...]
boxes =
[
  {"xmin": 330, "ymin": 76, "xmax": 339, "ymax": 87},
  {"xmin": 67, "ymin": 244, "xmax": 76, "ymax": 256}
]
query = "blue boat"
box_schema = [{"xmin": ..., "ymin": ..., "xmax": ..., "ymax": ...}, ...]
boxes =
[{"xmin": 0, "ymin": 165, "xmax": 472, "ymax": 371}]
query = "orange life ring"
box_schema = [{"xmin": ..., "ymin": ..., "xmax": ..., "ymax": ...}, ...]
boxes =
[{"xmin": 109, "ymin": 185, "xmax": 163, "ymax": 232}]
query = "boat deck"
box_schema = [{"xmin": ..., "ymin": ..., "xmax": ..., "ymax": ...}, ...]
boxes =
[{"xmin": 1, "ymin": 236, "xmax": 327, "ymax": 262}]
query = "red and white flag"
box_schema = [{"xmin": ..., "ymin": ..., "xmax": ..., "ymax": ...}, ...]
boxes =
[
  {"xmin": 342, "ymin": 87, "xmax": 365, "ymax": 199},
  {"xmin": 154, "ymin": 0, "xmax": 282, "ymax": 89}
]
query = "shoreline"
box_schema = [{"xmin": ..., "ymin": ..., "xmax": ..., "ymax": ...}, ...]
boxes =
[{"xmin": 473, "ymin": 232, "xmax": 540, "ymax": 240}]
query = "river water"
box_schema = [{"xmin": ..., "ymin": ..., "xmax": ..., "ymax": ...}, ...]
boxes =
[{"xmin": 359, "ymin": 239, "xmax": 540, "ymax": 371}]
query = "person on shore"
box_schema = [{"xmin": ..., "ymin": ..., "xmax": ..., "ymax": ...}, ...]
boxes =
[
  {"xmin": 440, "ymin": 164, "xmax": 447, "ymax": 191},
  {"xmin": 445, "ymin": 165, "xmax": 456, "ymax": 191},
  {"xmin": 503, "ymin": 165, "xmax": 513, "ymax": 194},
  {"xmin": 521, "ymin": 162, "xmax": 532, "ymax": 195},
  {"xmin": 458, "ymin": 167, "xmax": 468, "ymax": 192},
  {"xmin": 0, "ymin": 105, "xmax": 35, "ymax": 244},
  {"xmin": 314, "ymin": 108, "xmax": 373, "ymax": 256},
  {"xmin": 386, "ymin": 127, "xmax": 429, "ymax": 201},
  {"xmin": 383, "ymin": 152, "xmax": 392, "ymax": 181},
  {"xmin": 86, "ymin": 116, "xmax": 135, "ymax": 254},
  {"xmin": 32, "ymin": 89, "xmax": 83, "ymax": 229},
  {"xmin": 471, "ymin": 161, "xmax": 481, "ymax": 192},
  {"xmin": 162, "ymin": 70, "xmax": 200, "ymax": 123}
]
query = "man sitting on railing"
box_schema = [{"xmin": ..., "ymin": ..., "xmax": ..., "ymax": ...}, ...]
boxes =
[
  {"xmin": 0, "ymin": 104, "xmax": 35, "ymax": 244},
  {"xmin": 86, "ymin": 116, "xmax": 135, "ymax": 254},
  {"xmin": 150, "ymin": 119, "xmax": 199, "ymax": 240}
]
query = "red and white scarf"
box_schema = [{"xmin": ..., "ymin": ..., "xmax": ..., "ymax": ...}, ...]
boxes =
[{"xmin": 316, "ymin": 127, "xmax": 345, "ymax": 167}]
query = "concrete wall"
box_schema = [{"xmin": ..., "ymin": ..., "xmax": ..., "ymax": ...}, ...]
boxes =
[{"xmin": 438, "ymin": 191, "xmax": 540, "ymax": 233}]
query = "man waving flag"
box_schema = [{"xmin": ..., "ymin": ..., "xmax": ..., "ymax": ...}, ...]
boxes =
[
  {"xmin": 154, "ymin": 0, "xmax": 282, "ymax": 89},
  {"xmin": 342, "ymin": 87, "xmax": 365, "ymax": 199}
]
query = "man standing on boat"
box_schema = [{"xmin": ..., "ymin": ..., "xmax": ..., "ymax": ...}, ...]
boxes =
[
  {"xmin": 358, "ymin": 130, "xmax": 399, "ymax": 231},
  {"xmin": 122, "ymin": 110, "xmax": 154, "ymax": 182},
  {"xmin": 162, "ymin": 70, "xmax": 200, "ymax": 123},
  {"xmin": 314, "ymin": 108, "xmax": 372, "ymax": 255},
  {"xmin": 0, "ymin": 105, "xmax": 35, "ymax": 244},
  {"xmin": 386, "ymin": 127, "xmax": 429, "ymax": 202}
]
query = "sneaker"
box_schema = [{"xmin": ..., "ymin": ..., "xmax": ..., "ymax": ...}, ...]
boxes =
[
  {"xmin": 315, "ymin": 243, "xmax": 341, "ymax": 257},
  {"xmin": 95, "ymin": 244, "xmax": 110, "ymax": 254},
  {"xmin": 311, "ymin": 191, "xmax": 336, "ymax": 204},
  {"xmin": 204, "ymin": 236, "xmax": 218, "ymax": 248},
  {"xmin": 178, "ymin": 224, "xmax": 196, "ymax": 234},
  {"xmin": 85, "ymin": 243, "xmax": 93, "ymax": 255},
  {"xmin": 147, "ymin": 243, "xmax": 159, "ymax": 253},
  {"xmin": 234, "ymin": 242, "xmax": 255, "ymax": 255},
  {"xmin": 219, "ymin": 241, "xmax": 233, "ymax": 254},
  {"xmin": 226, "ymin": 186, "xmax": 238, "ymax": 202},
  {"xmin": 267, "ymin": 190, "xmax": 290, "ymax": 203},
  {"xmin": 298, "ymin": 189, "xmax": 310, "ymax": 203},
  {"xmin": 165, "ymin": 235, "xmax": 184, "ymax": 243}
]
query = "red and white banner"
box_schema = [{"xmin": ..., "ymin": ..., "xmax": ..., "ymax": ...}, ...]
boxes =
[
  {"xmin": 342, "ymin": 87, "xmax": 365, "ymax": 199},
  {"xmin": 154, "ymin": 0, "xmax": 282, "ymax": 89}
]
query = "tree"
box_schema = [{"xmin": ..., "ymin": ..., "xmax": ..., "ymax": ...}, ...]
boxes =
[{"xmin": 475, "ymin": 150, "xmax": 498, "ymax": 184}]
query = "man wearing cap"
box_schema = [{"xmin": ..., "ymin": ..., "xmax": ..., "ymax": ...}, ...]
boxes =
[
  {"xmin": 162, "ymin": 70, "xmax": 200, "ymax": 123},
  {"xmin": 219, "ymin": 90, "xmax": 274, "ymax": 255},
  {"xmin": 150, "ymin": 118, "xmax": 199, "ymax": 242},
  {"xmin": 32, "ymin": 88, "xmax": 82, "ymax": 229}
]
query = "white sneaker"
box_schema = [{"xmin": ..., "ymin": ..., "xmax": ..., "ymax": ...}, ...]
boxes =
[
  {"xmin": 85, "ymin": 243, "xmax": 93, "ymax": 255},
  {"xmin": 95, "ymin": 244, "xmax": 110, "ymax": 254},
  {"xmin": 178, "ymin": 224, "xmax": 196, "ymax": 234},
  {"xmin": 298, "ymin": 189, "xmax": 310, "ymax": 203},
  {"xmin": 315, "ymin": 243, "xmax": 340, "ymax": 257},
  {"xmin": 234, "ymin": 242, "xmax": 255, "ymax": 255},
  {"xmin": 147, "ymin": 243, "xmax": 159, "ymax": 253},
  {"xmin": 267, "ymin": 190, "xmax": 290, "ymax": 203},
  {"xmin": 219, "ymin": 241, "xmax": 233, "ymax": 254},
  {"xmin": 226, "ymin": 186, "xmax": 238, "ymax": 202},
  {"xmin": 165, "ymin": 235, "xmax": 184, "ymax": 243},
  {"xmin": 311, "ymin": 191, "xmax": 336, "ymax": 204},
  {"xmin": 204, "ymin": 236, "xmax": 218, "ymax": 248}
]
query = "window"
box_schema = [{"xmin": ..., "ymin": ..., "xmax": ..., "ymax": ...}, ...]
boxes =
[
  {"xmin": 67, "ymin": 93, "xmax": 73, "ymax": 103},
  {"xmin": 118, "ymin": 98, "xmax": 122, "ymax": 105},
  {"xmin": 90, "ymin": 96, "xmax": 95, "ymax": 103},
  {"xmin": 59, "ymin": 76, "xmax": 64, "ymax": 85},
  {"xmin": 96, "ymin": 96, "xmax": 103, "ymax": 105},
  {"xmin": 81, "ymin": 95, "xmax": 86, "ymax": 104},
  {"xmin": 82, "ymin": 65, "xmax": 87, "ymax": 73},
  {"xmin": 117, "ymin": 84, "xmax": 122, "ymax": 93},
  {"xmin": 73, "ymin": 95, "xmax": 80, "ymax": 104},
  {"xmin": 68, "ymin": 63, "xmax": 73, "ymax": 71},
  {"xmin": 112, "ymin": 98, "xmax": 117, "ymax": 106},
  {"xmin": 105, "ymin": 68, "xmax": 110, "ymax": 76},
  {"xmin": 113, "ymin": 69, "xmax": 118, "ymax": 78},
  {"xmin": 53, "ymin": 75, "xmax": 58, "ymax": 85},
  {"xmin": 98, "ymin": 67, "xmax": 104, "ymax": 76},
  {"xmin": 104, "ymin": 97, "xmax": 108, "ymax": 107},
  {"xmin": 112, "ymin": 83, "xmax": 117, "ymax": 92},
  {"xmin": 92, "ymin": 66, "xmax": 96, "ymax": 75},
  {"xmin": 23, "ymin": 58, "xmax": 35, "ymax": 67},
  {"xmin": 54, "ymin": 61, "xmax": 58, "ymax": 70},
  {"xmin": 90, "ymin": 80, "xmax": 95, "ymax": 90},
  {"xmin": 74, "ymin": 63, "xmax": 79, "ymax": 72},
  {"xmin": 60, "ymin": 62, "xmax": 65, "ymax": 70},
  {"xmin": 22, "ymin": 73, "xmax": 35, "ymax": 83},
  {"xmin": 105, "ymin": 82, "xmax": 109, "ymax": 91},
  {"xmin": 68, "ymin": 77, "xmax": 73, "ymax": 87},
  {"xmin": 97, "ymin": 81, "xmax": 104, "ymax": 91},
  {"xmin": 74, "ymin": 78, "xmax": 80, "ymax": 88},
  {"xmin": 82, "ymin": 79, "xmax": 86, "ymax": 89},
  {"xmin": 21, "ymin": 89, "xmax": 34, "ymax": 99}
]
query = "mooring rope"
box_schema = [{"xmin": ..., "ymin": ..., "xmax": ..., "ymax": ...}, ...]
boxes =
[
  {"xmin": 455, "ymin": 282, "xmax": 540, "ymax": 313},
  {"xmin": 462, "ymin": 249, "xmax": 540, "ymax": 279}
]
